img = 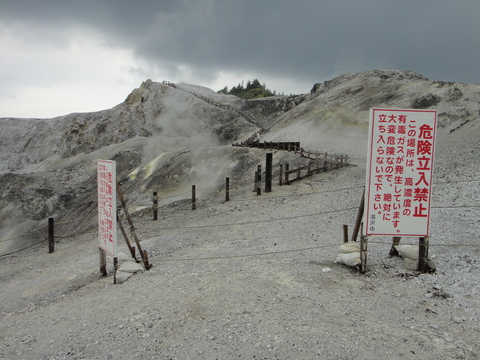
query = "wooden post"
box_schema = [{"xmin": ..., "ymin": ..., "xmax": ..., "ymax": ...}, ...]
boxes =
[
  {"xmin": 99, "ymin": 248, "xmax": 107, "ymax": 276},
  {"xmin": 192, "ymin": 185, "xmax": 196, "ymax": 210},
  {"xmin": 389, "ymin": 237, "xmax": 401, "ymax": 256},
  {"xmin": 279, "ymin": 164, "xmax": 283, "ymax": 186},
  {"xmin": 418, "ymin": 237, "xmax": 428, "ymax": 272},
  {"xmin": 296, "ymin": 164, "xmax": 301, "ymax": 181},
  {"xmin": 343, "ymin": 225, "xmax": 349, "ymax": 243},
  {"xmin": 113, "ymin": 257, "xmax": 118, "ymax": 284},
  {"xmin": 143, "ymin": 250, "xmax": 152, "ymax": 270},
  {"xmin": 351, "ymin": 189, "xmax": 365, "ymax": 242},
  {"xmin": 152, "ymin": 191, "xmax": 158, "ymax": 221},
  {"xmin": 360, "ymin": 233, "xmax": 368, "ymax": 274},
  {"xmin": 48, "ymin": 217, "xmax": 54, "ymax": 253},
  {"xmin": 256, "ymin": 165, "xmax": 261, "ymax": 195},
  {"xmin": 285, "ymin": 163, "xmax": 289, "ymax": 184},
  {"xmin": 265, "ymin": 153, "xmax": 272, "ymax": 193},
  {"xmin": 225, "ymin": 177, "xmax": 230, "ymax": 201}
]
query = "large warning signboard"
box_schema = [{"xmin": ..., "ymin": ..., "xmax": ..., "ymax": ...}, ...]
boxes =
[
  {"xmin": 98, "ymin": 160, "xmax": 117, "ymax": 257},
  {"xmin": 364, "ymin": 108, "xmax": 437, "ymax": 237}
]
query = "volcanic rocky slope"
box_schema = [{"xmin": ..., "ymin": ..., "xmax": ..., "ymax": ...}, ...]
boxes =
[{"xmin": 1, "ymin": 69, "xmax": 479, "ymax": 255}]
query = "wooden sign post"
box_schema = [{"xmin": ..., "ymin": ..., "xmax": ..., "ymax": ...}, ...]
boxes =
[
  {"xmin": 265, "ymin": 153, "xmax": 272, "ymax": 193},
  {"xmin": 98, "ymin": 160, "xmax": 117, "ymax": 256}
]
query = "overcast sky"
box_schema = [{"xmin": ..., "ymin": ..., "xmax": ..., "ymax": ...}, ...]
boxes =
[{"xmin": 1, "ymin": 0, "xmax": 479, "ymax": 118}]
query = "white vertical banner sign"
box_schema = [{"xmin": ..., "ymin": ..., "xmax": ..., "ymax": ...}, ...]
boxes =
[
  {"xmin": 98, "ymin": 160, "xmax": 117, "ymax": 257},
  {"xmin": 364, "ymin": 108, "xmax": 437, "ymax": 237}
]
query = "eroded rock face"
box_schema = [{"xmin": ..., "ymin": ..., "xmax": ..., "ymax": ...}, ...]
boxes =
[
  {"xmin": 310, "ymin": 69, "xmax": 428, "ymax": 96},
  {"xmin": 242, "ymin": 94, "xmax": 308, "ymax": 126}
]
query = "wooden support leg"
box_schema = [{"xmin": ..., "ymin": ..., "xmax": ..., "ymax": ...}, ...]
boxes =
[
  {"xmin": 360, "ymin": 234, "xmax": 368, "ymax": 274},
  {"xmin": 343, "ymin": 225, "xmax": 349, "ymax": 243},
  {"xmin": 418, "ymin": 237, "xmax": 428, "ymax": 273},
  {"xmin": 351, "ymin": 189, "xmax": 365, "ymax": 242},
  {"xmin": 113, "ymin": 257, "xmax": 118, "ymax": 284},
  {"xmin": 99, "ymin": 248, "xmax": 107, "ymax": 276}
]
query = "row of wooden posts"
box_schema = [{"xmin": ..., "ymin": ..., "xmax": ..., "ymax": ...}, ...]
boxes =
[
  {"xmin": 149, "ymin": 152, "xmax": 349, "ymax": 220},
  {"xmin": 46, "ymin": 149, "xmax": 330, "ymax": 254},
  {"xmin": 45, "ymin": 171, "xmax": 430, "ymax": 276}
]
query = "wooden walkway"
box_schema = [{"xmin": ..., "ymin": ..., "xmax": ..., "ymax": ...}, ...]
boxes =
[{"xmin": 163, "ymin": 80, "xmax": 349, "ymax": 185}]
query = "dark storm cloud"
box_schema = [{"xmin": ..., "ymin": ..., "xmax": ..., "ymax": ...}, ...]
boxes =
[{"xmin": 2, "ymin": 0, "xmax": 480, "ymax": 89}]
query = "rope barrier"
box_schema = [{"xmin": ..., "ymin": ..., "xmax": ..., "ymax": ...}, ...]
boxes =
[
  {"xmin": 54, "ymin": 227, "xmax": 97, "ymax": 239},
  {"xmin": 119, "ymin": 239, "xmax": 480, "ymax": 264},
  {"xmin": 155, "ymin": 207, "xmax": 359, "ymax": 230},
  {"xmin": 0, "ymin": 238, "xmax": 48, "ymax": 257},
  {"xmin": 0, "ymin": 224, "xmax": 48, "ymax": 243},
  {"xmin": 1, "ymin": 197, "xmax": 478, "ymax": 247},
  {"xmin": 1, "ymin": 167, "xmax": 478, "ymax": 256},
  {"xmin": 138, "ymin": 177, "xmax": 480, "ymax": 208},
  {"xmin": 152, "ymin": 244, "xmax": 340, "ymax": 262}
]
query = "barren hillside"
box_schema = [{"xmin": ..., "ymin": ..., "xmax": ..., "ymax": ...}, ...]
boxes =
[
  {"xmin": 1, "ymin": 70, "xmax": 479, "ymax": 256},
  {"xmin": 1, "ymin": 70, "xmax": 479, "ymax": 359}
]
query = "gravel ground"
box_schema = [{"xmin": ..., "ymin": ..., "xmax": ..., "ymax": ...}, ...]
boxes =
[{"xmin": 1, "ymin": 161, "xmax": 479, "ymax": 360}]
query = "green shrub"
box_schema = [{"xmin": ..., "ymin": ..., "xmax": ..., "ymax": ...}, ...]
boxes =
[{"xmin": 218, "ymin": 79, "xmax": 276, "ymax": 99}]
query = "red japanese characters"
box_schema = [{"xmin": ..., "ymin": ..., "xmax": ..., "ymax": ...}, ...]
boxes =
[{"xmin": 98, "ymin": 160, "xmax": 117, "ymax": 256}]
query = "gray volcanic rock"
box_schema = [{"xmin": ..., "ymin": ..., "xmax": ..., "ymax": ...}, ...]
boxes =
[
  {"xmin": 0, "ymin": 69, "xmax": 479, "ymax": 360},
  {"xmin": 1, "ymin": 69, "xmax": 479, "ymax": 253}
]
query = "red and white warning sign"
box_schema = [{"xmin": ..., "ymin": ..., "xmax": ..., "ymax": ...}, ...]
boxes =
[
  {"xmin": 364, "ymin": 108, "xmax": 437, "ymax": 237},
  {"xmin": 98, "ymin": 160, "xmax": 117, "ymax": 256}
]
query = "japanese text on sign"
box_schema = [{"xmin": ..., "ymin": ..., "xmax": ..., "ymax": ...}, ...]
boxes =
[
  {"xmin": 364, "ymin": 108, "xmax": 437, "ymax": 236},
  {"xmin": 98, "ymin": 160, "xmax": 117, "ymax": 256}
]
